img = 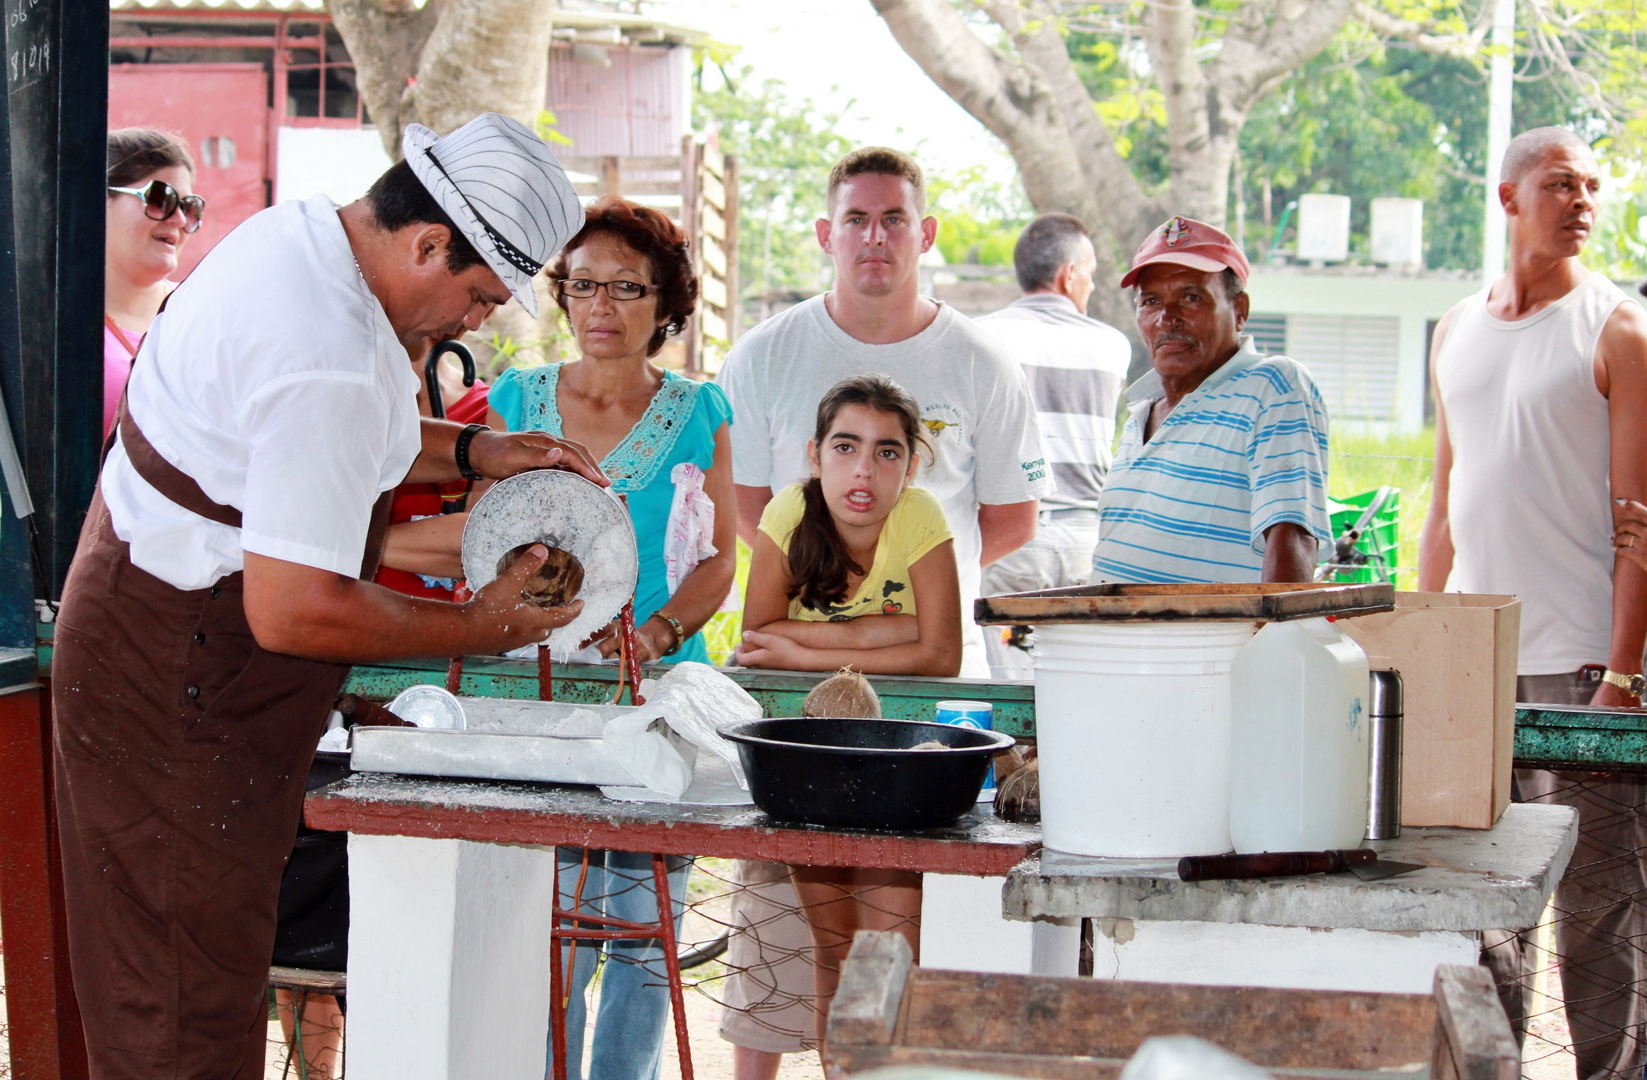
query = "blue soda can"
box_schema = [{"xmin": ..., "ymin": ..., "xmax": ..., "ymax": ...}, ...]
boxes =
[{"xmin": 934, "ymin": 699, "xmax": 996, "ymax": 799}]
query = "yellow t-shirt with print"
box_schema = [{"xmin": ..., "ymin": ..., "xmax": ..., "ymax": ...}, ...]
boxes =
[{"xmin": 758, "ymin": 483, "xmax": 953, "ymax": 622}]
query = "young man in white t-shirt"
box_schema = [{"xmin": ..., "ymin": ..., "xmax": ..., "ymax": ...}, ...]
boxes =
[
  {"xmin": 716, "ymin": 145, "xmax": 1050, "ymax": 1080},
  {"xmin": 720, "ymin": 146, "xmax": 1051, "ymax": 679}
]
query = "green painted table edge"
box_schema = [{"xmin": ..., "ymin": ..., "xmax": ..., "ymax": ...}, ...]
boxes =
[
  {"xmin": 339, "ymin": 655, "xmax": 1039, "ymax": 736},
  {"xmin": 33, "ymin": 621, "xmax": 1647, "ymax": 765},
  {"xmin": 1514, "ymin": 706, "xmax": 1647, "ymax": 773}
]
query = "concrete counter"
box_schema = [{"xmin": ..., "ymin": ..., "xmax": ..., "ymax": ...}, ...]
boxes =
[
  {"xmin": 1005, "ymin": 803, "xmax": 1577, "ymax": 933},
  {"xmin": 998, "ymin": 803, "xmax": 1578, "ymax": 995}
]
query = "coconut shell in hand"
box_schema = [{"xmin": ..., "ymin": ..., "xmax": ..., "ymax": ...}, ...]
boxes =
[
  {"xmin": 803, "ymin": 668, "xmax": 882, "ymax": 719},
  {"xmin": 496, "ymin": 543, "xmax": 585, "ymax": 609}
]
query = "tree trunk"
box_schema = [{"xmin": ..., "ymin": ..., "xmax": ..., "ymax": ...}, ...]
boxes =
[
  {"xmin": 872, "ymin": 0, "xmax": 1359, "ymax": 342},
  {"xmin": 326, "ymin": 0, "xmax": 559, "ymax": 366},
  {"xmin": 326, "ymin": 0, "xmax": 441, "ymax": 160},
  {"xmin": 411, "ymin": 0, "xmax": 556, "ymax": 137}
]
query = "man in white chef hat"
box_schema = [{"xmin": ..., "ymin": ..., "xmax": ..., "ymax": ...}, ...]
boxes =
[{"xmin": 53, "ymin": 113, "xmax": 597, "ymax": 1080}]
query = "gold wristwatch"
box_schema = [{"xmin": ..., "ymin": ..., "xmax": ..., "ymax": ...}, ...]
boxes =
[{"xmin": 1602, "ymin": 669, "xmax": 1646, "ymax": 699}]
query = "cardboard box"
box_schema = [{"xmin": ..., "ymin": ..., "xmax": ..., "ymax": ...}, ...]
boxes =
[{"xmin": 1340, "ymin": 593, "xmax": 1520, "ymax": 830}]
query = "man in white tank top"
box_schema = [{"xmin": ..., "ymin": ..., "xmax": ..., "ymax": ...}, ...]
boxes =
[{"xmin": 1419, "ymin": 127, "xmax": 1647, "ymax": 1080}]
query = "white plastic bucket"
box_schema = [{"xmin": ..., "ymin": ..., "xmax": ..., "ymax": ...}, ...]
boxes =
[{"xmin": 1032, "ymin": 621, "xmax": 1258, "ymax": 857}]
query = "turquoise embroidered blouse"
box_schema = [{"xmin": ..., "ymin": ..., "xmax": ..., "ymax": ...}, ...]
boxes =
[{"xmin": 489, "ymin": 363, "xmax": 732, "ymax": 664}]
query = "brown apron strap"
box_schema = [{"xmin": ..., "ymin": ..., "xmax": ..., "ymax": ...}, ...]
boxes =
[{"xmin": 118, "ymin": 406, "xmax": 245, "ymax": 528}]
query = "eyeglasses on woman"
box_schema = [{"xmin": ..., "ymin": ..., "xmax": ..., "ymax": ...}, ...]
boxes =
[{"xmin": 557, "ymin": 278, "xmax": 656, "ymax": 301}]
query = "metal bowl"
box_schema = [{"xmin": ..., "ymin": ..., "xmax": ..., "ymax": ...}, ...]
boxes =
[{"xmin": 718, "ymin": 717, "xmax": 1015, "ymax": 831}]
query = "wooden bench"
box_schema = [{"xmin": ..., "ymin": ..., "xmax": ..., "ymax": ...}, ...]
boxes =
[{"xmin": 827, "ymin": 931, "xmax": 1516, "ymax": 1079}]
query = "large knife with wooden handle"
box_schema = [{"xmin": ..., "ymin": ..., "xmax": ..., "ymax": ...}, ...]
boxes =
[{"xmin": 1178, "ymin": 848, "xmax": 1422, "ymax": 882}]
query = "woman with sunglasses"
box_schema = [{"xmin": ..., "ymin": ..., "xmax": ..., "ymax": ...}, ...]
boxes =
[
  {"xmin": 486, "ymin": 196, "xmax": 735, "ymax": 1080},
  {"xmin": 104, "ymin": 128, "xmax": 204, "ymax": 436}
]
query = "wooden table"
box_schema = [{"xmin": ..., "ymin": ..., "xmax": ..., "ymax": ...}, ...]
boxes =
[
  {"xmin": 1002, "ymin": 803, "xmax": 1579, "ymax": 994},
  {"xmin": 305, "ymin": 773, "xmax": 1040, "ymax": 1080}
]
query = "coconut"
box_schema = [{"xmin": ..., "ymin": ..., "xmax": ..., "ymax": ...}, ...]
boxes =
[
  {"xmin": 802, "ymin": 668, "xmax": 882, "ymax": 719},
  {"xmin": 994, "ymin": 746, "xmax": 1040, "ymax": 823},
  {"xmin": 496, "ymin": 542, "xmax": 585, "ymax": 609}
]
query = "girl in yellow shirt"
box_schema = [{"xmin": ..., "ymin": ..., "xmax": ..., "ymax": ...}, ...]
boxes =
[
  {"xmin": 732, "ymin": 374, "xmax": 963, "ymax": 1059},
  {"xmin": 735, "ymin": 374, "xmax": 962, "ymax": 675}
]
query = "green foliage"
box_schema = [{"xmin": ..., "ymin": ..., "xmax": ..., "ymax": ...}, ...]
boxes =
[
  {"xmin": 1235, "ymin": 33, "xmax": 1587, "ymax": 271},
  {"xmin": 1060, "ymin": 4, "xmax": 1647, "ymax": 275},
  {"xmin": 693, "ymin": 59, "xmax": 853, "ymax": 300},
  {"xmin": 927, "ymin": 165, "xmax": 1031, "ymax": 265},
  {"xmin": 534, "ymin": 109, "xmax": 573, "ymax": 148},
  {"xmin": 1586, "ymin": 189, "xmax": 1647, "ymax": 279}
]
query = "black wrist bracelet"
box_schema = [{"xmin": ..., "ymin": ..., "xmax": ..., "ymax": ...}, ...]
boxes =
[{"xmin": 454, "ymin": 423, "xmax": 487, "ymax": 481}]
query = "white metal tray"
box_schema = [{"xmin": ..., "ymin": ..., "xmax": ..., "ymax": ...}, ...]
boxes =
[
  {"xmin": 349, "ymin": 698, "xmax": 643, "ymax": 786},
  {"xmin": 350, "ymin": 727, "xmax": 638, "ymax": 786}
]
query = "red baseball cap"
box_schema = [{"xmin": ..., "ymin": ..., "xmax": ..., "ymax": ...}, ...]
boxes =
[{"xmin": 1119, "ymin": 216, "xmax": 1251, "ymax": 289}]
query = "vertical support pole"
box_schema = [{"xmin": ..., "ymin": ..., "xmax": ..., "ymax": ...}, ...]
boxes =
[
  {"xmin": 681, "ymin": 134, "xmax": 701, "ymax": 376},
  {"xmin": 548, "ymin": 900, "xmax": 569, "ymax": 1080},
  {"xmin": 0, "ymin": 0, "xmax": 34, "ymax": 647},
  {"xmin": 1482, "ymin": 0, "xmax": 1516, "ymax": 285},
  {"xmin": 723, "ymin": 154, "xmax": 740, "ymax": 345},
  {"xmin": 270, "ymin": 15, "xmax": 289, "ymax": 206},
  {"xmin": 8, "ymin": 0, "xmax": 108, "ymax": 598},
  {"xmin": 602, "ymin": 154, "xmax": 621, "ymax": 199},
  {"xmin": 651, "ymin": 854, "xmax": 694, "ymax": 1080}
]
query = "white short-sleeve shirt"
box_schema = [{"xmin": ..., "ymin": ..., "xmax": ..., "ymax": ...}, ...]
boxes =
[
  {"xmin": 718, "ymin": 295, "xmax": 1053, "ymax": 676},
  {"xmin": 101, "ymin": 195, "xmax": 423, "ymax": 591}
]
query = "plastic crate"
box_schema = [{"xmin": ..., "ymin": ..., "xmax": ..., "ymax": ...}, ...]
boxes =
[{"xmin": 1327, "ymin": 488, "xmax": 1400, "ymax": 587}]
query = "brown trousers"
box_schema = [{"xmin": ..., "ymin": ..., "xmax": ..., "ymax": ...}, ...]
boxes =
[
  {"xmin": 1483, "ymin": 672, "xmax": 1647, "ymax": 1080},
  {"xmin": 52, "ymin": 487, "xmax": 371, "ymax": 1079}
]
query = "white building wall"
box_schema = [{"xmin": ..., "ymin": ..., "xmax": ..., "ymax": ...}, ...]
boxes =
[{"xmin": 1245, "ymin": 269, "xmax": 1480, "ymax": 433}]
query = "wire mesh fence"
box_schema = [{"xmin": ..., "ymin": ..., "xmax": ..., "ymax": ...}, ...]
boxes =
[{"xmin": 1484, "ymin": 770, "xmax": 1647, "ymax": 1080}]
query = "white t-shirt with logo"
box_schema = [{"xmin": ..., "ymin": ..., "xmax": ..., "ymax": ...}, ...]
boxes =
[{"xmin": 719, "ymin": 295, "xmax": 1053, "ymax": 677}]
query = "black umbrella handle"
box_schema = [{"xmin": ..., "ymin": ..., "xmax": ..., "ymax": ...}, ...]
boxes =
[{"xmin": 425, "ymin": 339, "xmax": 477, "ymax": 421}]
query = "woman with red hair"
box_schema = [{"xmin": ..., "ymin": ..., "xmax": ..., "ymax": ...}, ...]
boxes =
[{"xmin": 487, "ymin": 196, "xmax": 735, "ymax": 1080}]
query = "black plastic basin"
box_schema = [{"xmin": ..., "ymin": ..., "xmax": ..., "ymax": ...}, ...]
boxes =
[{"xmin": 718, "ymin": 717, "xmax": 1015, "ymax": 831}]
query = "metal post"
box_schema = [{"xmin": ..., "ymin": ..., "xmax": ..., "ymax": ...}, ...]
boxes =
[
  {"xmin": 0, "ymin": 13, "xmax": 33, "ymax": 648},
  {"xmin": 7, "ymin": 0, "xmax": 108, "ymax": 599},
  {"xmin": 723, "ymin": 153, "xmax": 740, "ymax": 344},
  {"xmin": 1482, "ymin": 0, "xmax": 1516, "ymax": 285}
]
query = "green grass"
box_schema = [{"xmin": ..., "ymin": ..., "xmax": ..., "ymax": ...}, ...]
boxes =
[{"xmin": 1328, "ymin": 427, "xmax": 1437, "ymax": 586}]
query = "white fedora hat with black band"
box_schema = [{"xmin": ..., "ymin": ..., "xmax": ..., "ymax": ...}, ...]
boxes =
[{"xmin": 403, "ymin": 113, "xmax": 584, "ymax": 319}]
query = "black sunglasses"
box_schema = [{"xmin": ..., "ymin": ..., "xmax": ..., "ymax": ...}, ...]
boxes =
[{"xmin": 108, "ymin": 179, "xmax": 206, "ymax": 234}]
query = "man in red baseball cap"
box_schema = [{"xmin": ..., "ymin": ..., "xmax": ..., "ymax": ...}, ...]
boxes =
[
  {"xmin": 1092, "ymin": 215, "xmax": 1331, "ymax": 585},
  {"xmin": 1117, "ymin": 214, "xmax": 1252, "ymax": 290}
]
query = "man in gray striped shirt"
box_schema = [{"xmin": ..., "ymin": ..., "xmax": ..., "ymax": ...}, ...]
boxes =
[{"xmin": 977, "ymin": 213, "xmax": 1132, "ymax": 677}]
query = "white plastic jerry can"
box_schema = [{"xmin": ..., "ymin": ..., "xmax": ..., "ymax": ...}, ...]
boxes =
[{"xmin": 1228, "ymin": 617, "xmax": 1371, "ymax": 853}]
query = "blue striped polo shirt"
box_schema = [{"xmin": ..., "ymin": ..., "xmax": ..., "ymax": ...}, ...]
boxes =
[{"xmin": 1093, "ymin": 338, "xmax": 1331, "ymax": 583}]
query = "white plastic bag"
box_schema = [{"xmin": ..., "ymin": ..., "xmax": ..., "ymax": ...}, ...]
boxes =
[
  {"xmin": 599, "ymin": 662, "xmax": 761, "ymax": 801},
  {"xmin": 601, "ymin": 703, "xmax": 697, "ymax": 798}
]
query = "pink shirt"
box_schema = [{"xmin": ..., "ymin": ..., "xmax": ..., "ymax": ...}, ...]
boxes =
[{"xmin": 104, "ymin": 320, "xmax": 141, "ymax": 437}]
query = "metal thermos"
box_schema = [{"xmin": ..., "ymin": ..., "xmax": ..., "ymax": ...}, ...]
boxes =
[{"xmin": 1366, "ymin": 670, "xmax": 1403, "ymax": 840}]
